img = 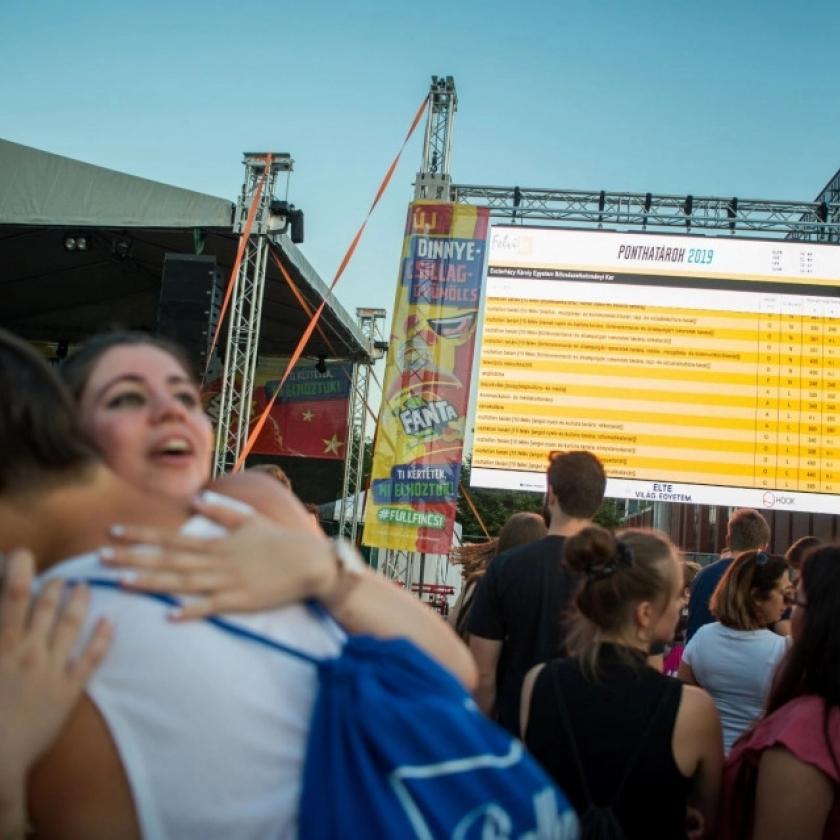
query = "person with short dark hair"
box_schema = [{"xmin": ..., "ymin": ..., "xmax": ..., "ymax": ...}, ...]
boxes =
[
  {"xmin": 679, "ymin": 550, "xmax": 791, "ymax": 752},
  {"xmin": 719, "ymin": 544, "xmax": 840, "ymax": 839},
  {"xmin": 466, "ymin": 450, "xmax": 606, "ymax": 732},
  {"xmin": 521, "ymin": 526, "xmax": 723, "ymax": 838},
  {"xmin": 686, "ymin": 508, "xmax": 771, "ymax": 641}
]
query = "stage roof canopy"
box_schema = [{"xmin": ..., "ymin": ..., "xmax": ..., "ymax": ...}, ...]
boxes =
[{"xmin": 0, "ymin": 138, "xmax": 372, "ymax": 362}]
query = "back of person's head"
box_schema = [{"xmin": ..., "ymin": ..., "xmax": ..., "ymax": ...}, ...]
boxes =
[
  {"xmin": 682, "ymin": 559, "xmax": 702, "ymax": 591},
  {"xmin": 546, "ymin": 450, "xmax": 606, "ymax": 519},
  {"xmin": 61, "ymin": 330, "xmax": 198, "ymax": 402},
  {"xmin": 766, "ymin": 545, "xmax": 840, "ymax": 773},
  {"xmin": 496, "ymin": 511, "xmax": 547, "ymax": 554},
  {"xmin": 785, "ymin": 535, "xmax": 822, "ymax": 573},
  {"xmin": 564, "ymin": 526, "xmax": 680, "ymax": 673},
  {"xmin": 0, "ymin": 329, "xmax": 97, "ymax": 495},
  {"xmin": 710, "ymin": 550, "xmax": 787, "ymax": 630},
  {"xmin": 248, "ymin": 463, "xmax": 292, "ymax": 490},
  {"xmin": 726, "ymin": 508, "xmax": 770, "ymax": 552}
]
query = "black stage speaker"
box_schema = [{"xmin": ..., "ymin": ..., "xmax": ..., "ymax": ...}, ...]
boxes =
[{"xmin": 156, "ymin": 254, "xmax": 224, "ymax": 374}]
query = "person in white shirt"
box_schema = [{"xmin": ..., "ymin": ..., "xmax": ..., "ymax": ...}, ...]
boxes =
[
  {"xmin": 679, "ymin": 550, "xmax": 791, "ymax": 753},
  {"xmin": 0, "ymin": 329, "xmax": 475, "ymax": 838}
]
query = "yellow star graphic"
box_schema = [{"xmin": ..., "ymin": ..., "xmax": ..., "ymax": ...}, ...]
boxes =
[
  {"xmin": 322, "ymin": 434, "xmax": 344, "ymax": 455},
  {"xmin": 301, "ymin": 409, "xmax": 315, "ymax": 422}
]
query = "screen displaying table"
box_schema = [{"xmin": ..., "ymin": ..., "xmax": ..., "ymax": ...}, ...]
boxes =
[{"xmin": 471, "ymin": 227, "xmax": 840, "ymax": 514}]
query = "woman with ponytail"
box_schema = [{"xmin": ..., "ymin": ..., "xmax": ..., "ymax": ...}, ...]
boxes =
[
  {"xmin": 520, "ymin": 526, "xmax": 723, "ymax": 838},
  {"xmin": 719, "ymin": 543, "xmax": 840, "ymax": 840}
]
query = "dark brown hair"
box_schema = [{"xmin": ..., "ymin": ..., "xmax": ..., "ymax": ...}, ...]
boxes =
[
  {"xmin": 727, "ymin": 508, "xmax": 771, "ymax": 552},
  {"xmin": 785, "ymin": 535, "xmax": 822, "ymax": 572},
  {"xmin": 710, "ymin": 550, "xmax": 788, "ymax": 630},
  {"xmin": 0, "ymin": 329, "xmax": 98, "ymax": 494},
  {"xmin": 547, "ymin": 450, "xmax": 606, "ymax": 519},
  {"xmin": 61, "ymin": 330, "xmax": 198, "ymax": 403},
  {"xmin": 766, "ymin": 545, "xmax": 840, "ymax": 777},
  {"xmin": 564, "ymin": 526, "xmax": 678, "ymax": 675}
]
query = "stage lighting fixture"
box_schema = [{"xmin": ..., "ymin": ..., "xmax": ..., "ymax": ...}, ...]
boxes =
[
  {"xmin": 315, "ymin": 355, "xmax": 327, "ymax": 374},
  {"xmin": 112, "ymin": 235, "xmax": 133, "ymax": 260},
  {"xmin": 64, "ymin": 233, "xmax": 91, "ymax": 252}
]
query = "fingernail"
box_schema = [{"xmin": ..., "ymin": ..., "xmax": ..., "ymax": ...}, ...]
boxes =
[
  {"xmin": 118, "ymin": 571, "xmax": 139, "ymax": 585},
  {"xmin": 99, "ymin": 546, "xmax": 115, "ymax": 561},
  {"xmin": 110, "ymin": 524, "xmax": 125, "ymax": 537},
  {"xmin": 167, "ymin": 608, "xmax": 183, "ymax": 620}
]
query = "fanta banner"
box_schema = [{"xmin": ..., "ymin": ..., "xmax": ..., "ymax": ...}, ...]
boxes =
[
  {"xmin": 251, "ymin": 359, "xmax": 351, "ymax": 459},
  {"xmin": 363, "ymin": 201, "xmax": 489, "ymax": 552}
]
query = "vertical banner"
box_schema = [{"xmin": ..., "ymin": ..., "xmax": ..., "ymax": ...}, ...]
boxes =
[
  {"xmin": 251, "ymin": 360, "xmax": 352, "ymax": 459},
  {"xmin": 363, "ymin": 200, "xmax": 489, "ymax": 552}
]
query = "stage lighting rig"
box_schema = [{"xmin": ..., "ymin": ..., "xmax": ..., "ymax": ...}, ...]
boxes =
[
  {"xmin": 269, "ymin": 199, "xmax": 305, "ymax": 244},
  {"xmin": 63, "ymin": 233, "xmax": 91, "ymax": 251},
  {"xmin": 112, "ymin": 235, "xmax": 133, "ymax": 260}
]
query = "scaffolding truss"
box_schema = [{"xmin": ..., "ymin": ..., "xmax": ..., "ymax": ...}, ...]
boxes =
[
  {"xmin": 213, "ymin": 152, "xmax": 293, "ymax": 476},
  {"xmin": 414, "ymin": 75, "xmax": 457, "ymax": 202},
  {"xmin": 790, "ymin": 166, "xmax": 840, "ymax": 243},
  {"xmin": 337, "ymin": 307, "xmax": 386, "ymax": 543},
  {"xmin": 450, "ymin": 184, "xmax": 840, "ymax": 239}
]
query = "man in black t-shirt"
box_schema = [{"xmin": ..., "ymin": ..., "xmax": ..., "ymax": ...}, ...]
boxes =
[{"xmin": 466, "ymin": 450, "xmax": 606, "ymax": 734}]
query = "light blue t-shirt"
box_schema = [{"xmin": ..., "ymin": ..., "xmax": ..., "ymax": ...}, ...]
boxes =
[{"xmin": 682, "ymin": 621, "xmax": 788, "ymax": 753}]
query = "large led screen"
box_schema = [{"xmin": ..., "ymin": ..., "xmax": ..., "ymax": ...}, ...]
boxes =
[{"xmin": 471, "ymin": 226, "xmax": 840, "ymax": 515}]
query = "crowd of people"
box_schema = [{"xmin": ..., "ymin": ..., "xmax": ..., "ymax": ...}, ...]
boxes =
[{"xmin": 1, "ymin": 325, "xmax": 839, "ymax": 838}]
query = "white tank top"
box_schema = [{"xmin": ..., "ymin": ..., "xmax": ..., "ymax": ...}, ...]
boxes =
[{"xmin": 42, "ymin": 499, "xmax": 342, "ymax": 839}]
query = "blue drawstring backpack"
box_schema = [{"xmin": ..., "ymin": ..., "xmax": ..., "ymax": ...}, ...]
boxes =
[
  {"xmin": 84, "ymin": 581, "xmax": 578, "ymax": 839},
  {"xmin": 299, "ymin": 632, "xmax": 578, "ymax": 839}
]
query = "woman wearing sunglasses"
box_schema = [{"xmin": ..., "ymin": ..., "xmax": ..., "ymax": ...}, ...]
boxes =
[
  {"xmin": 678, "ymin": 551, "xmax": 791, "ymax": 753},
  {"xmin": 719, "ymin": 543, "xmax": 840, "ymax": 839}
]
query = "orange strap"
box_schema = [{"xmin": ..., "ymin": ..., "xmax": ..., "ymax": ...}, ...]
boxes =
[
  {"xmin": 204, "ymin": 154, "xmax": 272, "ymax": 382},
  {"xmin": 459, "ymin": 481, "xmax": 491, "ymax": 539},
  {"xmin": 276, "ymin": 248, "xmax": 383, "ymax": 434},
  {"xmin": 233, "ymin": 94, "xmax": 429, "ymax": 472},
  {"xmin": 272, "ymin": 249, "xmax": 337, "ymax": 354}
]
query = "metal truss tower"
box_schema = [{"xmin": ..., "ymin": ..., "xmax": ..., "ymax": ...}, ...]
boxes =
[
  {"xmin": 450, "ymin": 184, "xmax": 840, "ymax": 239},
  {"xmin": 213, "ymin": 152, "xmax": 293, "ymax": 476},
  {"xmin": 415, "ymin": 75, "xmax": 457, "ymax": 201},
  {"xmin": 789, "ymin": 166, "xmax": 840, "ymax": 243},
  {"xmin": 337, "ymin": 307, "xmax": 387, "ymax": 543}
]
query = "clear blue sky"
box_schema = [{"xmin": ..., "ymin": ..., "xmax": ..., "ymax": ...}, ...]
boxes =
[{"xmin": 2, "ymin": 0, "xmax": 839, "ymax": 348}]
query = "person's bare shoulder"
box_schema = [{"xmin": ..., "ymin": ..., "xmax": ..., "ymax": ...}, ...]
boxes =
[{"xmin": 209, "ymin": 472, "xmax": 316, "ymax": 532}]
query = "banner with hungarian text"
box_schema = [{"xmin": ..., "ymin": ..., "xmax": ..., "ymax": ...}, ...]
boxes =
[
  {"xmin": 251, "ymin": 358, "xmax": 351, "ymax": 459},
  {"xmin": 363, "ymin": 201, "xmax": 489, "ymax": 552}
]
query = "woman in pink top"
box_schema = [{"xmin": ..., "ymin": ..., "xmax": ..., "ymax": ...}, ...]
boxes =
[{"xmin": 719, "ymin": 543, "xmax": 840, "ymax": 840}]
